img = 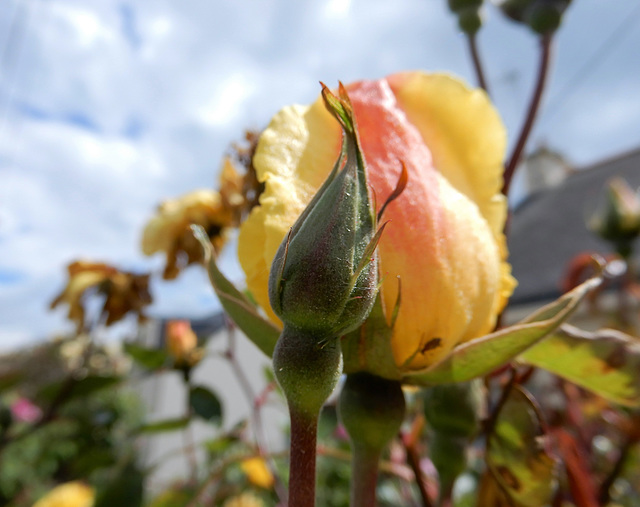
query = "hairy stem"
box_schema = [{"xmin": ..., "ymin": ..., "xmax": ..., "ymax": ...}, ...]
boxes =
[
  {"xmin": 273, "ymin": 326, "xmax": 342, "ymax": 507},
  {"xmin": 288, "ymin": 409, "xmax": 320, "ymax": 506}
]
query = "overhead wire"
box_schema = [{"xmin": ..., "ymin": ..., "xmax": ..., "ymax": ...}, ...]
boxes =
[{"xmin": 540, "ymin": 2, "xmax": 640, "ymax": 127}]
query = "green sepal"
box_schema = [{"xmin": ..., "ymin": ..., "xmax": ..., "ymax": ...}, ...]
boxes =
[
  {"xmin": 518, "ymin": 324, "xmax": 640, "ymax": 406},
  {"xmin": 267, "ymin": 84, "xmax": 379, "ymax": 337},
  {"xmin": 192, "ymin": 225, "xmax": 280, "ymax": 357},
  {"xmin": 493, "ymin": 0, "xmax": 572, "ymax": 35},
  {"xmin": 341, "ymin": 292, "xmax": 401, "ymax": 380},
  {"xmin": 404, "ymin": 273, "xmax": 602, "ymax": 385}
]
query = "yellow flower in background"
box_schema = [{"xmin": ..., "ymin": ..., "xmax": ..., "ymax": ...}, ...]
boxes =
[
  {"xmin": 238, "ymin": 72, "xmax": 516, "ymax": 372},
  {"xmin": 32, "ymin": 481, "xmax": 94, "ymax": 507},
  {"xmin": 240, "ymin": 456, "xmax": 275, "ymax": 489},
  {"xmin": 142, "ymin": 189, "xmax": 235, "ymax": 279},
  {"xmin": 222, "ymin": 492, "xmax": 266, "ymax": 507},
  {"xmin": 50, "ymin": 261, "xmax": 151, "ymax": 333}
]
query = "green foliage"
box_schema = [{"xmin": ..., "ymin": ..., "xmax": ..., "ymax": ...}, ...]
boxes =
[
  {"xmin": 520, "ymin": 325, "xmax": 640, "ymax": 406},
  {"xmin": 0, "ymin": 388, "xmax": 144, "ymax": 507},
  {"xmin": 486, "ymin": 386, "xmax": 557, "ymax": 506},
  {"xmin": 136, "ymin": 417, "xmax": 190, "ymax": 434},
  {"xmin": 193, "ymin": 224, "xmax": 280, "ymax": 357},
  {"xmin": 124, "ymin": 343, "xmax": 170, "ymax": 371},
  {"xmin": 407, "ymin": 274, "xmax": 602, "ymax": 385},
  {"xmin": 189, "ymin": 385, "xmax": 223, "ymax": 425}
]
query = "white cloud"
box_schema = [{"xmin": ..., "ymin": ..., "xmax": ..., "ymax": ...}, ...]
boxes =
[{"xmin": 1, "ymin": 0, "xmax": 639, "ymax": 351}]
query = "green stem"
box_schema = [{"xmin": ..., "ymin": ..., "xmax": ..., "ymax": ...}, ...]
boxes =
[
  {"xmin": 339, "ymin": 373, "xmax": 405, "ymax": 507},
  {"xmin": 272, "ymin": 326, "xmax": 342, "ymax": 507},
  {"xmin": 351, "ymin": 444, "xmax": 382, "ymax": 507}
]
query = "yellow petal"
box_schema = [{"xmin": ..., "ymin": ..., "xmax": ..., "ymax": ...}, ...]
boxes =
[
  {"xmin": 240, "ymin": 456, "xmax": 275, "ymax": 489},
  {"xmin": 238, "ymin": 72, "xmax": 516, "ymax": 372},
  {"xmin": 238, "ymin": 103, "xmax": 340, "ymax": 324},
  {"xmin": 386, "ymin": 73, "xmax": 517, "ymax": 338},
  {"xmin": 387, "ymin": 72, "xmax": 507, "ymax": 235},
  {"xmin": 32, "ymin": 482, "xmax": 95, "ymax": 507}
]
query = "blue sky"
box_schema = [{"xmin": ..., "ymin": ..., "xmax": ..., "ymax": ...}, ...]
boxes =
[{"xmin": 1, "ymin": 0, "xmax": 639, "ymax": 350}]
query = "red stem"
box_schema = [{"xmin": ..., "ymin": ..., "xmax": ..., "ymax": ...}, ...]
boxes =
[
  {"xmin": 503, "ymin": 34, "xmax": 554, "ymax": 197},
  {"xmin": 403, "ymin": 434, "xmax": 434, "ymax": 507},
  {"xmin": 467, "ymin": 32, "xmax": 489, "ymax": 94},
  {"xmin": 288, "ymin": 408, "xmax": 319, "ymax": 507},
  {"xmin": 351, "ymin": 445, "xmax": 381, "ymax": 507}
]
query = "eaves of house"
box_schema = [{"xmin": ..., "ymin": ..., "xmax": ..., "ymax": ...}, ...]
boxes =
[{"xmin": 507, "ymin": 147, "xmax": 640, "ymax": 309}]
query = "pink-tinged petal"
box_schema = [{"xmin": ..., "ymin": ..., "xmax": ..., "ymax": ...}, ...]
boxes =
[{"xmin": 238, "ymin": 71, "xmax": 515, "ymax": 372}]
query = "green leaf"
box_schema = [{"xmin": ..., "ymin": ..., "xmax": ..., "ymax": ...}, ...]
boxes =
[
  {"xmin": 191, "ymin": 225, "xmax": 280, "ymax": 357},
  {"xmin": 38, "ymin": 375, "xmax": 122, "ymax": 404},
  {"xmin": 487, "ymin": 386, "xmax": 557, "ymax": 507},
  {"xmin": 519, "ymin": 324, "xmax": 640, "ymax": 406},
  {"xmin": 0, "ymin": 372, "xmax": 22, "ymax": 394},
  {"xmin": 94, "ymin": 460, "xmax": 145, "ymax": 507},
  {"xmin": 123, "ymin": 343, "xmax": 169, "ymax": 370},
  {"xmin": 136, "ymin": 417, "xmax": 190, "ymax": 434},
  {"xmin": 189, "ymin": 385, "xmax": 223, "ymax": 425},
  {"xmin": 68, "ymin": 375, "xmax": 122, "ymax": 398},
  {"xmin": 405, "ymin": 274, "xmax": 601, "ymax": 385}
]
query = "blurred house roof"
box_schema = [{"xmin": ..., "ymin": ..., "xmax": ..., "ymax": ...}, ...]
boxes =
[{"xmin": 507, "ymin": 147, "xmax": 640, "ymax": 306}]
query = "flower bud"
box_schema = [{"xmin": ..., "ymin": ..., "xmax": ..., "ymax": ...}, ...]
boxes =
[
  {"xmin": 457, "ymin": 7, "xmax": 483, "ymax": 34},
  {"xmin": 423, "ymin": 381, "xmax": 484, "ymax": 499},
  {"xmin": 338, "ymin": 373, "xmax": 405, "ymax": 451},
  {"xmin": 447, "ymin": 0, "xmax": 484, "ymax": 34},
  {"xmin": 268, "ymin": 84, "xmax": 380, "ymax": 338},
  {"xmin": 448, "ymin": 0, "xmax": 483, "ymax": 10},
  {"xmin": 493, "ymin": 0, "xmax": 571, "ymax": 34},
  {"xmin": 525, "ymin": 2, "xmax": 563, "ymax": 34},
  {"xmin": 165, "ymin": 320, "xmax": 203, "ymax": 368},
  {"xmin": 589, "ymin": 177, "xmax": 640, "ymax": 258},
  {"xmin": 423, "ymin": 380, "xmax": 484, "ymax": 438}
]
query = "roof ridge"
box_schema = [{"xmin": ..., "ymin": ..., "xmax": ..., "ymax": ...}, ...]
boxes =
[{"xmin": 577, "ymin": 145, "xmax": 640, "ymax": 173}]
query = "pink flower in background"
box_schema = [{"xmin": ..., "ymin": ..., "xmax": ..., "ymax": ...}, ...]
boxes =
[{"xmin": 11, "ymin": 397, "xmax": 42, "ymax": 423}]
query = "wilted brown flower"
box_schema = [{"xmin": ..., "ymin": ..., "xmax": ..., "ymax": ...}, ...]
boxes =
[
  {"xmin": 141, "ymin": 189, "xmax": 235, "ymax": 279},
  {"xmin": 50, "ymin": 261, "xmax": 152, "ymax": 333},
  {"xmin": 219, "ymin": 157, "xmax": 246, "ymax": 221}
]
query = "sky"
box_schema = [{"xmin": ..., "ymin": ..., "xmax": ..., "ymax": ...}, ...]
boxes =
[{"xmin": 1, "ymin": 0, "xmax": 639, "ymax": 351}]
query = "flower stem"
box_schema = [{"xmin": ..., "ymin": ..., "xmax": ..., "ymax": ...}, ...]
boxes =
[
  {"xmin": 466, "ymin": 32, "xmax": 489, "ymax": 95},
  {"xmin": 339, "ymin": 373, "xmax": 405, "ymax": 507},
  {"xmin": 402, "ymin": 430, "xmax": 434, "ymax": 507},
  {"xmin": 503, "ymin": 33, "xmax": 554, "ymax": 197},
  {"xmin": 272, "ymin": 326, "xmax": 342, "ymax": 507},
  {"xmin": 351, "ymin": 444, "xmax": 382, "ymax": 507},
  {"xmin": 288, "ymin": 408, "xmax": 320, "ymax": 506}
]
